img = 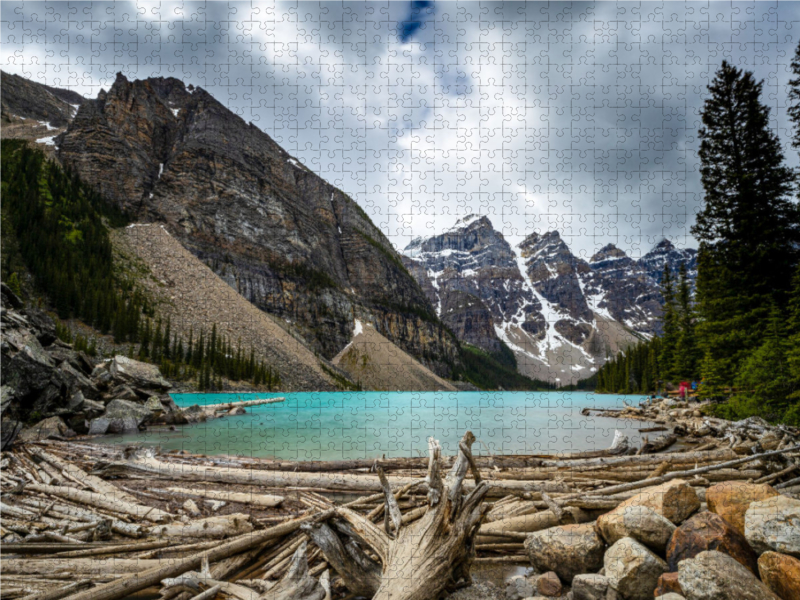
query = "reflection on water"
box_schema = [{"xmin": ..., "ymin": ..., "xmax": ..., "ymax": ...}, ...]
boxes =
[{"xmin": 100, "ymin": 391, "xmax": 660, "ymax": 460}]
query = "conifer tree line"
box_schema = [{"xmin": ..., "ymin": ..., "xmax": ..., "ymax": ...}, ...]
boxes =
[
  {"xmin": 135, "ymin": 319, "xmax": 280, "ymax": 391},
  {"xmin": 595, "ymin": 54, "xmax": 800, "ymax": 426},
  {"xmin": 1, "ymin": 140, "xmax": 281, "ymax": 392}
]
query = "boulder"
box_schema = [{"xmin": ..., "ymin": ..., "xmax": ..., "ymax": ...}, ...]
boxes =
[
  {"xmin": 89, "ymin": 399, "xmax": 151, "ymax": 434},
  {"xmin": 535, "ymin": 572, "xmax": 562, "ymax": 597},
  {"xmin": 108, "ymin": 355, "xmax": 170, "ymax": 391},
  {"xmin": 58, "ymin": 362, "xmax": 100, "ymax": 399},
  {"xmin": 595, "ymin": 504, "xmax": 676, "ymax": 553},
  {"xmin": 228, "ymin": 406, "xmax": 246, "ymax": 416},
  {"xmin": 758, "ymin": 551, "xmax": 800, "ymax": 600},
  {"xmin": 109, "ymin": 384, "xmax": 140, "ymax": 401},
  {"xmin": 678, "ymin": 550, "xmax": 780, "ymax": 600},
  {"xmin": 706, "ymin": 481, "xmax": 779, "ymax": 537},
  {"xmin": 613, "ymin": 479, "xmax": 700, "ymax": 525},
  {"xmin": 655, "ymin": 572, "xmax": 683, "ymax": 597},
  {"xmin": 572, "ymin": 574, "xmax": 609, "ymax": 600},
  {"xmin": 18, "ymin": 416, "xmax": 71, "ymax": 441},
  {"xmin": 745, "ymin": 495, "xmax": 800, "ymax": 556},
  {"xmin": 524, "ymin": 523, "xmax": 605, "ymax": 584},
  {"xmin": 144, "ymin": 396, "xmax": 164, "ymax": 413},
  {"xmin": 604, "ymin": 537, "xmax": 668, "ymax": 600},
  {"xmin": 165, "ymin": 404, "xmax": 208, "ymax": 425},
  {"xmin": 666, "ymin": 511, "xmax": 758, "ymax": 574},
  {"xmin": 505, "ymin": 575, "xmax": 534, "ymax": 600}
]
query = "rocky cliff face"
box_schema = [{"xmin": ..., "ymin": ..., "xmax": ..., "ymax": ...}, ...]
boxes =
[
  {"xmin": 404, "ymin": 216, "xmax": 698, "ymax": 384},
  {"xmin": 55, "ymin": 73, "xmax": 459, "ymax": 376},
  {"xmin": 1, "ymin": 71, "xmax": 84, "ymax": 127}
]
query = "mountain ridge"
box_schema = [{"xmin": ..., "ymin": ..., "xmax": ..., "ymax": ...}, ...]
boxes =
[
  {"xmin": 52, "ymin": 72, "xmax": 461, "ymax": 378},
  {"xmin": 402, "ymin": 215, "xmax": 697, "ymax": 384}
]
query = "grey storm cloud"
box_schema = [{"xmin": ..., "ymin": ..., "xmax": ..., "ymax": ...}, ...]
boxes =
[{"xmin": 3, "ymin": 1, "xmax": 800, "ymax": 259}]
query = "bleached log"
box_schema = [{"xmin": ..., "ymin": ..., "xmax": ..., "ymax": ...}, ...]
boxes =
[
  {"xmin": 24, "ymin": 483, "xmax": 172, "ymax": 523},
  {"xmin": 164, "ymin": 487, "xmax": 283, "ymax": 508},
  {"xmin": 152, "ymin": 514, "xmax": 254, "ymax": 540},
  {"xmin": 64, "ymin": 510, "xmax": 333, "ymax": 600}
]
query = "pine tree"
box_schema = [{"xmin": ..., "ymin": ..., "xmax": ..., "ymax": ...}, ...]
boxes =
[
  {"xmin": 659, "ymin": 263, "xmax": 679, "ymax": 383},
  {"xmin": 693, "ymin": 60, "xmax": 800, "ymax": 384}
]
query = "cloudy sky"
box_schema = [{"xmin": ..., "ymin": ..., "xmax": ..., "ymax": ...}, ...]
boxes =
[{"xmin": 3, "ymin": 1, "xmax": 800, "ymax": 259}]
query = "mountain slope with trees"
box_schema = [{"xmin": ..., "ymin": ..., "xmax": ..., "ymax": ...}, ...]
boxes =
[{"xmin": 594, "ymin": 57, "xmax": 800, "ymax": 426}]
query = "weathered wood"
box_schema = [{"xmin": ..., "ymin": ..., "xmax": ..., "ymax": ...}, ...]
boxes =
[
  {"xmin": 164, "ymin": 487, "xmax": 283, "ymax": 507},
  {"xmin": 97, "ymin": 454, "xmax": 569, "ymax": 497},
  {"xmin": 24, "ymin": 483, "xmax": 172, "ymax": 523},
  {"xmin": 18, "ymin": 580, "xmax": 92, "ymax": 600},
  {"xmin": 62, "ymin": 510, "xmax": 332, "ymax": 600},
  {"xmin": 302, "ymin": 521, "xmax": 381, "ymax": 597}
]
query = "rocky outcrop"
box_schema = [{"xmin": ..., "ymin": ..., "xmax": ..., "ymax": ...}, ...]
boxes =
[
  {"xmin": 744, "ymin": 495, "xmax": 800, "ymax": 556},
  {"xmin": 677, "ymin": 550, "xmax": 780, "ymax": 600},
  {"xmin": 0, "ymin": 284, "xmax": 97, "ymax": 446},
  {"xmin": 706, "ymin": 481, "xmax": 779, "ymax": 537},
  {"xmin": 666, "ymin": 511, "xmax": 758, "ymax": 574},
  {"xmin": 639, "ymin": 239, "xmax": 697, "ymax": 287},
  {"xmin": 56, "ymin": 73, "xmax": 459, "ymax": 377},
  {"xmin": 524, "ymin": 523, "xmax": 605, "ymax": 584},
  {"xmin": 757, "ymin": 551, "xmax": 800, "ymax": 600},
  {"xmin": 1, "ymin": 71, "xmax": 82, "ymax": 127}
]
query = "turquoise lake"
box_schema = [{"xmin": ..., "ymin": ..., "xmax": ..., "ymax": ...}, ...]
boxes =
[{"xmin": 101, "ymin": 391, "xmax": 658, "ymax": 460}]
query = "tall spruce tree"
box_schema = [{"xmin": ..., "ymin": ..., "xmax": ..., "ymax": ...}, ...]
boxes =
[
  {"xmin": 659, "ymin": 263, "xmax": 679, "ymax": 383},
  {"xmin": 693, "ymin": 61, "xmax": 799, "ymax": 384}
]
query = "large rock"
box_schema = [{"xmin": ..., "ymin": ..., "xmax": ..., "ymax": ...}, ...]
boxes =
[
  {"xmin": 572, "ymin": 574, "xmax": 610, "ymax": 600},
  {"xmin": 108, "ymin": 356, "xmax": 171, "ymax": 391},
  {"xmin": 17, "ymin": 416, "xmax": 71, "ymax": 442},
  {"xmin": 524, "ymin": 523, "xmax": 605, "ymax": 584},
  {"xmin": 666, "ymin": 511, "xmax": 758, "ymax": 574},
  {"xmin": 604, "ymin": 537, "xmax": 668, "ymax": 600},
  {"xmin": 595, "ymin": 504, "xmax": 676, "ymax": 553},
  {"xmin": 707, "ymin": 481, "xmax": 779, "ymax": 537},
  {"xmin": 758, "ymin": 551, "xmax": 800, "ymax": 600},
  {"xmin": 613, "ymin": 479, "xmax": 700, "ymax": 525},
  {"xmin": 88, "ymin": 399, "xmax": 151, "ymax": 434},
  {"xmin": 744, "ymin": 495, "xmax": 800, "ymax": 556},
  {"xmin": 677, "ymin": 550, "xmax": 780, "ymax": 600}
]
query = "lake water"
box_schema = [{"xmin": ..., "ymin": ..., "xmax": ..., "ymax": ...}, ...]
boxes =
[{"xmin": 101, "ymin": 391, "xmax": 659, "ymax": 460}]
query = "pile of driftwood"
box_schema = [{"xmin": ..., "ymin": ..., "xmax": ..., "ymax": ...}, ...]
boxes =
[{"xmin": 1, "ymin": 427, "xmax": 799, "ymax": 600}]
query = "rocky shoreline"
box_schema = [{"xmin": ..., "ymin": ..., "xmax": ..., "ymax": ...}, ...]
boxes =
[{"xmin": 0, "ymin": 283, "xmax": 271, "ymax": 450}]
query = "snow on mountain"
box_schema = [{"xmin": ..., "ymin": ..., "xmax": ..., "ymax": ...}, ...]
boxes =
[{"xmin": 403, "ymin": 217, "xmax": 697, "ymax": 384}]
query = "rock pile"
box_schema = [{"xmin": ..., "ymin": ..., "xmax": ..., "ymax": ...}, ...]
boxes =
[
  {"xmin": 0, "ymin": 283, "xmax": 175, "ymax": 446},
  {"xmin": 508, "ymin": 479, "xmax": 799, "ymax": 600}
]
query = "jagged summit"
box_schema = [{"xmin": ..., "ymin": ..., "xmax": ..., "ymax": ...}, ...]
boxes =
[
  {"xmin": 590, "ymin": 244, "xmax": 628, "ymax": 263},
  {"xmin": 53, "ymin": 72, "xmax": 460, "ymax": 376}
]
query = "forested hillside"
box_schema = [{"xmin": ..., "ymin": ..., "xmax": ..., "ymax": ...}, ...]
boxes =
[
  {"xmin": 1, "ymin": 140, "xmax": 281, "ymax": 391},
  {"xmin": 594, "ymin": 56, "xmax": 800, "ymax": 426}
]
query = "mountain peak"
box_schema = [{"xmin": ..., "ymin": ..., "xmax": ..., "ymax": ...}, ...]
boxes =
[
  {"xmin": 591, "ymin": 243, "xmax": 627, "ymax": 263},
  {"xmin": 653, "ymin": 238, "xmax": 675, "ymax": 252},
  {"xmin": 447, "ymin": 214, "xmax": 491, "ymax": 232}
]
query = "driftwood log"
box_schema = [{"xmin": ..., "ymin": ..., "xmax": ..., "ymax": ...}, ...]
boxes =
[{"xmin": 307, "ymin": 431, "xmax": 490, "ymax": 600}]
